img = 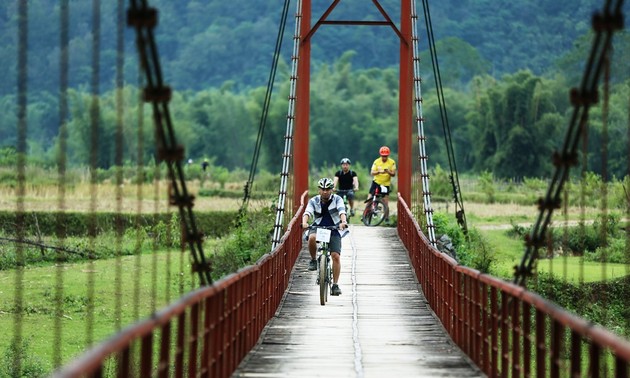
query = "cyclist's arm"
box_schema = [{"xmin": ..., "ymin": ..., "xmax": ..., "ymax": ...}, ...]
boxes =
[
  {"xmin": 333, "ymin": 176, "xmax": 339, "ymax": 191},
  {"xmin": 389, "ymin": 163, "xmax": 396, "ymax": 177},
  {"xmin": 336, "ymin": 197, "xmax": 348, "ymax": 229},
  {"xmin": 302, "ymin": 212, "xmax": 310, "ymax": 229},
  {"xmin": 352, "ymin": 176, "xmax": 359, "ymax": 191},
  {"xmin": 302, "ymin": 199, "xmax": 315, "ymax": 228},
  {"xmin": 385, "ymin": 162, "xmax": 396, "ymax": 177}
]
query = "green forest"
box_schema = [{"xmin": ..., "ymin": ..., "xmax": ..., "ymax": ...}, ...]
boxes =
[{"xmin": 0, "ymin": 0, "xmax": 629, "ymax": 179}]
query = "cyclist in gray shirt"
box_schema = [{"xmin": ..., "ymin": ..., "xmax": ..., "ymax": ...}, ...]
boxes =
[{"xmin": 302, "ymin": 177, "xmax": 348, "ymax": 296}]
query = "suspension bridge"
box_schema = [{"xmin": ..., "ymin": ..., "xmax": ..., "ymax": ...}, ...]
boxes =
[{"xmin": 2, "ymin": 0, "xmax": 629, "ymax": 377}]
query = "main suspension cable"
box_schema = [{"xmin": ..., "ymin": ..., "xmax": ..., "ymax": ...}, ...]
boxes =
[
  {"xmin": 514, "ymin": 0, "xmax": 625, "ymax": 286},
  {"xmin": 271, "ymin": 0, "xmax": 303, "ymax": 250},
  {"xmin": 421, "ymin": 0, "xmax": 468, "ymax": 235},
  {"xmin": 86, "ymin": 0, "xmax": 101, "ymax": 347},
  {"xmin": 127, "ymin": 0, "xmax": 212, "ymax": 285},
  {"xmin": 241, "ymin": 0, "xmax": 292, "ymax": 216},
  {"xmin": 53, "ymin": 0, "xmax": 69, "ymax": 369}
]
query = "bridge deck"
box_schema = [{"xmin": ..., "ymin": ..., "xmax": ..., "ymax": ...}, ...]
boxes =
[{"xmin": 234, "ymin": 225, "xmax": 484, "ymax": 377}]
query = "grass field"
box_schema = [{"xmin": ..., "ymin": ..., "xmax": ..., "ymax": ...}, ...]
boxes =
[{"xmin": 0, "ymin": 251, "xmax": 195, "ymax": 374}]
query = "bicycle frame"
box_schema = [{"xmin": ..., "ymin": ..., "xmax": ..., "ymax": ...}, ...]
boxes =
[
  {"xmin": 362, "ymin": 185, "xmax": 388, "ymax": 226},
  {"xmin": 310, "ymin": 225, "xmax": 337, "ymax": 305}
]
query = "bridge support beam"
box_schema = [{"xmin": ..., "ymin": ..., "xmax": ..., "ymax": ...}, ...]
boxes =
[
  {"xmin": 398, "ymin": 0, "xmax": 412, "ymax": 204},
  {"xmin": 294, "ymin": 0, "xmax": 312, "ymax": 211}
]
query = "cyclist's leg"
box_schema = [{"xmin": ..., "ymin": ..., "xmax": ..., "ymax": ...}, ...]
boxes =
[
  {"xmin": 307, "ymin": 230, "xmax": 318, "ymax": 270},
  {"xmin": 331, "ymin": 252, "xmax": 341, "ymax": 282},
  {"xmin": 347, "ymin": 190, "xmax": 355, "ymax": 214},
  {"xmin": 382, "ymin": 186, "xmax": 391, "ymax": 220},
  {"xmin": 369, "ymin": 181, "xmax": 380, "ymax": 209},
  {"xmin": 337, "ymin": 189, "xmax": 350, "ymax": 212},
  {"xmin": 307, "ymin": 230, "xmax": 317, "ymax": 259},
  {"xmin": 329, "ymin": 235, "xmax": 342, "ymax": 283},
  {"xmin": 367, "ymin": 181, "xmax": 378, "ymax": 201}
]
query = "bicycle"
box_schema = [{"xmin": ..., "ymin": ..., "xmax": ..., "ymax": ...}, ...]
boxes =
[
  {"xmin": 362, "ymin": 185, "xmax": 388, "ymax": 227},
  {"xmin": 306, "ymin": 225, "xmax": 342, "ymax": 305}
]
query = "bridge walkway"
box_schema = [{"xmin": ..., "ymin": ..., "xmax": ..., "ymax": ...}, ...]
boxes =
[{"xmin": 234, "ymin": 225, "xmax": 484, "ymax": 377}]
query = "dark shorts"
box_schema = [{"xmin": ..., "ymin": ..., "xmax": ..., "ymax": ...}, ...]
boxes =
[
  {"xmin": 336, "ymin": 189, "xmax": 355, "ymax": 200},
  {"xmin": 308, "ymin": 228, "xmax": 342, "ymax": 254},
  {"xmin": 369, "ymin": 181, "xmax": 390, "ymax": 196}
]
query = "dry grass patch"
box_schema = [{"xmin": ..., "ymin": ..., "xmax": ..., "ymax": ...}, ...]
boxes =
[
  {"xmin": 0, "ymin": 181, "xmax": 274, "ymax": 213},
  {"xmin": 461, "ymin": 202, "xmax": 602, "ymax": 227}
]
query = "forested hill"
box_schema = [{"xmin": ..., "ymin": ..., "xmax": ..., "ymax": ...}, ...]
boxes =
[
  {"xmin": 0, "ymin": 0, "xmax": 628, "ymax": 180},
  {"xmin": 1, "ymin": 0, "xmax": 628, "ymax": 95}
]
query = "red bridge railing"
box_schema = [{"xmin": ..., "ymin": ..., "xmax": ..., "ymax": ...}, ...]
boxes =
[
  {"xmin": 397, "ymin": 196, "xmax": 630, "ymax": 377},
  {"xmin": 53, "ymin": 192, "xmax": 630, "ymax": 377},
  {"xmin": 53, "ymin": 193, "xmax": 307, "ymax": 378}
]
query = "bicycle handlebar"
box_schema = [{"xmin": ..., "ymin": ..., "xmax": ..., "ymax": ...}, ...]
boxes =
[
  {"xmin": 303, "ymin": 224, "xmax": 350, "ymax": 239},
  {"xmin": 305, "ymin": 224, "xmax": 340, "ymax": 230}
]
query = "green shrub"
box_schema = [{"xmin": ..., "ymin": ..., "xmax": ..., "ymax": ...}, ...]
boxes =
[
  {"xmin": 0, "ymin": 211, "xmax": 236, "ymax": 239},
  {"xmin": 457, "ymin": 229, "xmax": 495, "ymax": 273},
  {"xmin": 523, "ymin": 177, "xmax": 548, "ymax": 192},
  {"xmin": 0, "ymin": 211, "xmax": 240, "ymax": 270},
  {"xmin": 478, "ymin": 171, "xmax": 496, "ymax": 203},
  {"xmin": 551, "ymin": 222, "xmax": 599, "ymax": 255},
  {"xmin": 608, "ymin": 176, "xmax": 630, "ymax": 210},
  {"xmin": 585, "ymin": 238, "xmax": 628, "ymax": 264},
  {"xmin": 533, "ymin": 273, "xmax": 630, "ymax": 336},
  {"xmin": 252, "ymin": 170, "xmax": 281, "ymax": 192},
  {"xmin": 0, "ymin": 146, "xmax": 17, "ymax": 167},
  {"xmin": 433, "ymin": 212, "xmax": 496, "ymax": 273},
  {"xmin": 433, "ymin": 212, "xmax": 466, "ymax": 250},
  {"xmin": 1, "ymin": 338, "xmax": 47, "ymax": 378},
  {"xmin": 209, "ymin": 208, "xmax": 274, "ymax": 281},
  {"xmin": 0, "ymin": 169, "xmax": 16, "ymax": 187},
  {"xmin": 551, "ymin": 213, "xmax": 620, "ymax": 256},
  {"xmin": 506, "ymin": 219, "xmax": 529, "ymax": 238},
  {"xmin": 564, "ymin": 173, "xmax": 604, "ymax": 208},
  {"xmin": 430, "ymin": 165, "xmax": 452, "ymax": 198},
  {"xmin": 150, "ymin": 213, "xmax": 181, "ymax": 249}
]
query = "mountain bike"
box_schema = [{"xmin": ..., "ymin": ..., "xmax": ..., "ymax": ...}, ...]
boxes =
[
  {"xmin": 362, "ymin": 185, "xmax": 388, "ymax": 226},
  {"xmin": 308, "ymin": 225, "xmax": 341, "ymax": 305}
]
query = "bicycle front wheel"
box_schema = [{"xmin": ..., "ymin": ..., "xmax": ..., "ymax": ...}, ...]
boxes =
[
  {"xmin": 363, "ymin": 199, "xmax": 387, "ymax": 226},
  {"xmin": 319, "ymin": 255, "xmax": 327, "ymax": 305}
]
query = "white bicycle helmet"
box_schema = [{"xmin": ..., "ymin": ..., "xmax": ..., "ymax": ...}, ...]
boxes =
[
  {"xmin": 317, "ymin": 177, "xmax": 334, "ymax": 189},
  {"xmin": 340, "ymin": 158, "xmax": 351, "ymax": 164}
]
